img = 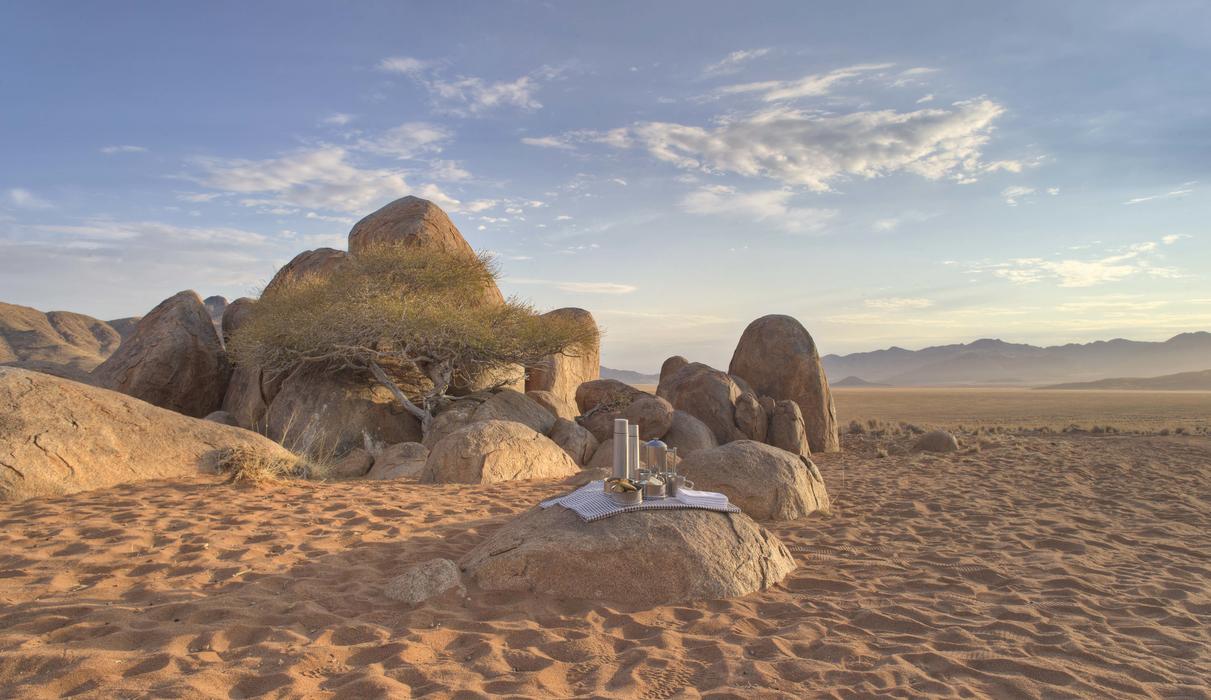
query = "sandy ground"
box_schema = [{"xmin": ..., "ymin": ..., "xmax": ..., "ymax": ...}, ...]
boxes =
[
  {"xmin": 834, "ymin": 387, "xmax": 1211, "ymax": 434},
  {"xmin": 1, "ymin": 432, "xmax": 1209, "ymax": 699}
]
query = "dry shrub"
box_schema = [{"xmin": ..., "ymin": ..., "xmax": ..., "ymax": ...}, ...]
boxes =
[{"xmin": 217, "ymin": 445, "xmax": 312, "ymax": 486}]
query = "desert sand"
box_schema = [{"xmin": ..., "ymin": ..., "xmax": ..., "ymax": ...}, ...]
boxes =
[{"xmin": 1, "ymin": 430, "xmax": 1208, "ymax": 698}]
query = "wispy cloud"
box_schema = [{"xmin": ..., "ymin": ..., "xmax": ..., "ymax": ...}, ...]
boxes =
[
  {"xmin": 865, "ymin": 297, "xmax": 933, "ymax": 310},
  {"xmin": 100, "ymin": 145, "xmax": 147, "ymax": 155},
  {"xmin": 378, "ymin": 56, "xmax": 560, "ymax": 115},
  {"xmin": 521, "ymin": 135, "xmax": 575, "ymax": 150},
  {"xmin": 356, "ymin": 121, "xmax": 450, "ymax": 159},
  {"xmin": 971, "ymin": 239, "xmax": 1185, "ymax": 288},
  {"xmin": 321, "ymin": 113, "xmax": 355, "ymax": 126},
  {"xmin": 1123, "ymin": 182, "xmax": 1196, "ymax": 205},
  {"xmin": 720, "ymin": 63, "xmax": 893, "ymax": 101},
  {"xmin": 192, "ymin": 147, "xmax": 425, "ymax": 214},
  {"xmin": 509, "ymin": 278, "xmax": 638, "ymax": 295},
  {"xmin": 1001, "ymin": 185, "xmax": 1035, "ymax": 206},
  {"xmin": 6, "ymin": 188, "xmax": 51, "ymax": 209},
  {"xmin": 623, "ymin": 99, "xmax": 1009, "ymax": 190},
  {"xmin": 681, "ymin": 185, "xmax": 837, "ymax": 234},
  {"xmin": 702, "ymin": 48, "xmax": 771, "ymax": 77}
]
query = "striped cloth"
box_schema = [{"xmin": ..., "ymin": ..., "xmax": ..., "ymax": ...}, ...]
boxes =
[{"xmin": 541, "ymin": 481, "xmax": 740, "ymax": 522}]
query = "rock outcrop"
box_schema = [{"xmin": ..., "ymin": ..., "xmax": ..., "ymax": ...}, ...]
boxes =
[
  {"xmin": 548, "ymin": 418, "xmax": 599, "ymax": 465},
  {"xmin": 347, "ymin": 196, "xmax": 504, "ymax": 304},
  {"xmin": 0, "ymin": 367, "xmax": 294, "ymax": 501},
  {"xmin": 460, "ymin": 506, "xmax": 795, "ymax": 604},
  {"xmin": 660, "ymin": 355, "xmax": 689, "ymax": 386},
  {"xmin": 729, "ymin": 315, "xmax": 839, "ymax": 453},
  {"xmin": 330, "ymin": 447, "xmax": 374, "ymax": 479},
  {"xmin": 263, "ymin": 248, "xmax": 348, "ymax": 296},
  {"xmin": 525, "ymin": 307, "xmax": 600, "ymax": 410},
  {"xmin": 574, "ymin": 378, "xmax": 646, "ymax": 415},
  {"xmin": 367, "ymin": 442, "xmax": 429, "ymax": 480},
  {"xmin": 0, "ymin": 301, "xmax": 121, "ymax": 381},
  {"xmin": 91, "ymin": 291, "xmax": 231, "ymax": 418},
  {"xmin": 734, "ymin": 391, "xmax": 767, "ymax": 442},
  {"xmin": 657, "ymin": 362, "xmax": 745, "ymax": 445},
  {"xmin": 661, "ymin": 410, "xmax": 719, "ymax": 456},
  {"xmin": 525, "ymin": 389, "xmax": 577, "ymax": 421},
  {"xmin": 421, "ymin": 420, "xmax": 579, "ymax": 484},
  {"xmin": 623, "ymin": 395, "xmax": 675, "ymax": 440},
  {"xmin": 913, "ymin": 430, "xmax": 960, "ymax": 453},
  {"xmin": 470, "ymin": 389, "xmax": 556, "ymax": 435},
  {"xmin": 385, "ymin": 558, "xmax": 464, "ymax": 603},
  {"xmin": 265, "ymin": 366, "xmax": 421, "ymax": 457},
  {"xmin": 676, "ymin": 441, "xmax": 830, "ymax": 521},
  {"xmin": 766, "ymin": 400, "xmax": 811, "ymax": 457},
  {"xmin": 220, "ymin": 297, "xmax": 255, "ymax": 345}
]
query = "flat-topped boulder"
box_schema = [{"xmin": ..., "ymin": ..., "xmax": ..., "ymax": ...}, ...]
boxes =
[
  {"xmin": 525, "ymin": 307, "xmax": 600, "ymax": 410},
  {"xmin": 0, "ymin": 367, "xmax": 294, "ymax": 501},
  {"xmin": 420, "ymin": 420, "xmax": 579, "ymax": 484},
  {"xmin": 676, "ymin": 440, "xmax": 830, "ymax": 521},
  {"xmin": 460, "ymin": 505, "xmax": 795, "ymax": 604}
]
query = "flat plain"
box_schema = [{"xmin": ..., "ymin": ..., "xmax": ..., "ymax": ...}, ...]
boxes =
[{"xmin": 834, "ymin": 386, "xmax": 1211, "ymax": 433}]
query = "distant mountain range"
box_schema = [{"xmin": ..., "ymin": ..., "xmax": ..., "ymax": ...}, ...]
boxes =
[
  {"xmin": 600, "ymin": 366, "xmax": 660, "ymax": 385},
  {"xmin": 1039, "ymin": 369, "xmax": 1211, "ymax": 391},
  {"xmin": 832, "ymin": 375, "xmax": 888, "ymax": 388},
  {"xmin": 821, "ymin": 332, "xmax": 1211, "ymax": 387}
]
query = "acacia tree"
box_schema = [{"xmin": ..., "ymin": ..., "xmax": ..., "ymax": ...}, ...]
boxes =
[{"xmin": 227, "ymin": 244, "xmax": 598, "ymax": 434}]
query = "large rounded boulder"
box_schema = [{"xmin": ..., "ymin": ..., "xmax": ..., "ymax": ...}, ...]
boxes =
[
  {"xmin": 420, "ymin": 420, "xmax": 579, "ymax": 484},
  {"xmin": 548, "ymin": 418, "xmax": 598, "ymax": 465},
  {"xmin": 0, "ymin": 367, "xmax": 294, "ymax": 501},
  {"xmin": 265, "ymin": 367, "xmax": 421, "ymax": 457},
  {"xmin": 728, "ymin": 315, "xmax": 839, "ymax": 453},
  {"xmin": 525, "ymin": 307, "xmax": 600, "ymax": 410},
  {"xmin": 459, "ymin": 506, "xmax": 795, "ymax": 604},
  {"xmin": 657, "ymin": 362, "xmax": 744, "ymax": 445},
  {"xmin": 676, "ymin": 440, "xmax": 830, "ymax": 521},
  {"xmin": 263, "ymin": 248, "xmax": 348, "ymax": 296},
  {"xmin": 91, "ymin": 290, "xmax": 231, "ymax": 418},
  {"xmin": 623, "ymin": 395, "xmax": 675, "ymax": 440},
  {"xmin": 470, "ymin": 389, "xmax": 556, "ymax": 435},
  {"xmin": 661, "ymin": 410, "xmax": 719, "ymax": 456},
  {"xmin": 767, "ymin": 399, "xmax": 812, "ymax": 458},
  {"xmin": 347, "ymin": 196, "xmax": 504, "ymax": 305}
]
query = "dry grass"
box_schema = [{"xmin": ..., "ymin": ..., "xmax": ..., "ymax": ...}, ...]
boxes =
[
  {"xmin": 833, "ymin": 387, "xmax": 1211, "ymax": 434},
  {"xmin": 216, "ymin": 445, "xmax": 314, "ymax": 486}
]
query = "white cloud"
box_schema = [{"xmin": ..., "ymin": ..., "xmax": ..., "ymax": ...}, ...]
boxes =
[
  {"xmin": 1047, "ymin": 187, "xmax": 1060, "ymax": 196},
  {"xmin": 23, "ymin": 220, "xmax": 268, "ymax": 246},
  {"xmin": 100, "ymin": 145, "xmax": 147, "ymax": 155},
  {"xmin": 1001, "ymin": 185, "xmax": 1035, "ymax": 206},
  {"xmin": 379, "ymin": 56, "xmax": 558, "ymax": 115},
  {"xmin": 555, "ymin": 214, "xmax": 573, "ymax": 221},
  {"xmin": 611, "ymin": 178, "xmax": 628, "ymax": 186},
  {"xmin": 6, "ymin": 188, "xmax": 50, "ymax": 209},
  {"xmin": 1124, "ymin": 182, "xmax": 1195, "ymax": 205},
  {"xmin": 322, "ymin": 113, "xmax": 355, "ymax": 126},
  {"xmin": 521, "ymin": 135, "xmax": 575, "ymax": 150},
  {"xmin": 1056, "ymin": 295, "xmax": 1169, "ymax": 312},
  {"xmin": 973, "ymin": 239, "xmax": 1183, "ymax": 288},
  {"xmin": 916, "ymin": 94, "xmax": 935, "ymax": 104},
  {"xmin": 193, "ymin": 146, "xmax": 426, "ymax": 213},
  {"xmin": 1162, "ymin": 234, "xmax": 1191, "ymax": 245},
  {"xmin": 681, "ymin": 185, "xmax": 837, "ymax": 234},
  {"xmin": 720, "ymin": 63, "xmax": 893, "ymax": 101},
  {"xmin": 627, "ymin": 99, "xmax": 1007, "ymax": 190},
  {"xmin": 177, "ymin": 192, "xmax": 221, "ymax": 203},
  {"xmin": 891, "ymin": 66, "xmax": 939, "ymax": 87},
  {"xmin": 377, "ymin": 56, "xmax": 431, "ymax": 75},
  {"xmin": 873, "ymin": 218, "xmax": 901, "ymax": 232},
  {"xmin": 702, "ymin": 48, "xmax": 771, "ymax": 77},
  {"xmin": 429, "ymin": 159, "xmax": 471, "ymax": 181},
  {"xmin": 865, "ymin": 297, "xmax": 934, "ymax": 310},
  {"xmin": 357, "ymin": 121, "xmax": 450, "ymax": 159}
]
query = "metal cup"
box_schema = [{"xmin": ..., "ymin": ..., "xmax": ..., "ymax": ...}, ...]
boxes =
[{"xmin": 667, "ymin": 474, "xmax": 694, "ymax": 497}]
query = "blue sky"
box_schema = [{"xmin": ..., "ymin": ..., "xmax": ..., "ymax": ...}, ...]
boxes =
[{"xmin": 2, "ymin": 1, "xmax": 1209, "ymax": 370}]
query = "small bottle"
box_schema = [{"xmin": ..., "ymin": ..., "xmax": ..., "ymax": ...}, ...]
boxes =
[{"xmin": 612, "ymin": 419, "xmax": 630, "ymax": 480}]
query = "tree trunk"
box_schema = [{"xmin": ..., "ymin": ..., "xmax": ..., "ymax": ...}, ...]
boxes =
[{"xmin": 368, "ymin": 361, "xmax": 433, "ymax": 435}]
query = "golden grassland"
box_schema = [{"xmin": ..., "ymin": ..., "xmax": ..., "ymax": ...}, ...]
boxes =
[{"xmin": 833, "ymin": 386, "xmax": 1211, "ymax": 433}]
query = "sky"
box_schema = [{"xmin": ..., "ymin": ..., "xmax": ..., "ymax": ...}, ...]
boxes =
[{"xmin": 2, "ymin": 1, "xmax": 1209, "ymax": 371}]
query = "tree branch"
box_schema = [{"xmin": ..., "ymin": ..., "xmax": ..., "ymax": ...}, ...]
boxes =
[{"xmin": 369, "ymin": 360, "xmax": 432, "ymax": 433}]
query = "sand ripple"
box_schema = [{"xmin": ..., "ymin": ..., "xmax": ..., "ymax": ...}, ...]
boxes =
[{"xmin": 0, "ymin": 433, "xmax": 1208, "ymax": 698}]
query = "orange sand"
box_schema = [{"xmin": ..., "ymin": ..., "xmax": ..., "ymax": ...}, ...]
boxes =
[{"xmin": 1, "ymin": 433, "xmax": 1208, "ymax": 698}]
